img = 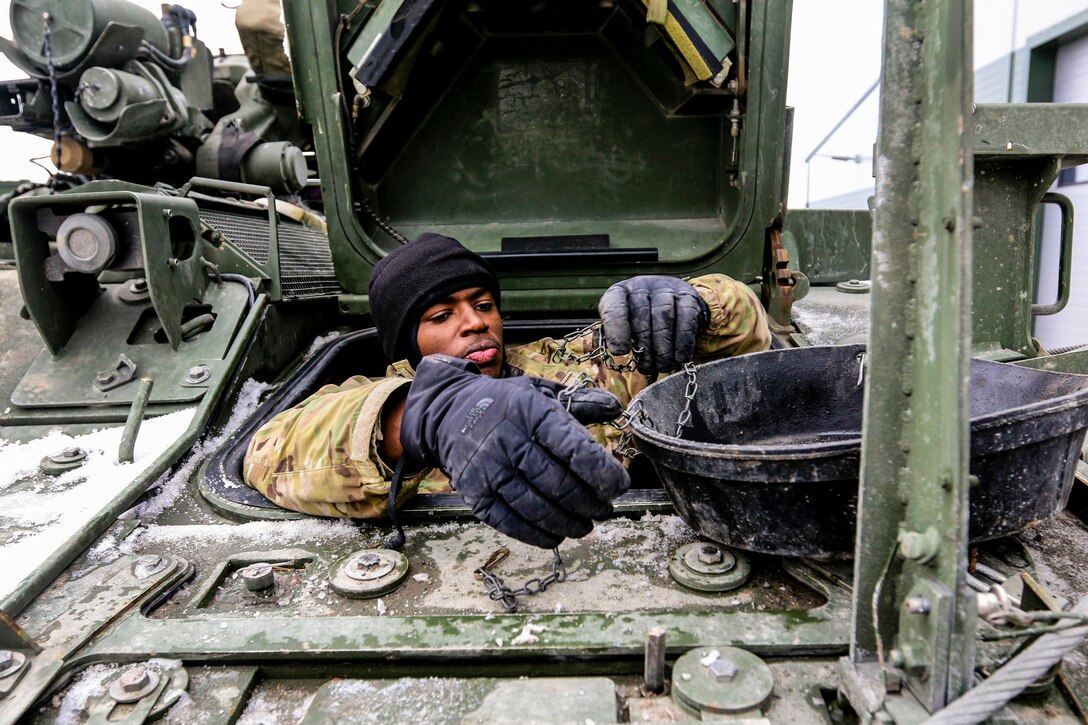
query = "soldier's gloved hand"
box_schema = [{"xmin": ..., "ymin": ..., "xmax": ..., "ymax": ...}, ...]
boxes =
[
  {"xmin": 400, "ymin": 355, "xmax": 631, "ymax": 548},
  {"xmin": 524, "ymin": 377, "xmax": 623, "ymax": 425},
  {"xmin": 598, "ymin": 275, "xmax": 710, "ymax": 375}
]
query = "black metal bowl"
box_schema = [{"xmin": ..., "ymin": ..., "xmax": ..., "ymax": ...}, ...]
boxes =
[{"xmin": 629, "ymin": 344, "xmax": 1088, "ymax": 557}]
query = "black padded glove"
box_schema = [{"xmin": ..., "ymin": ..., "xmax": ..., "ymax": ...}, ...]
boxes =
[
  {"xmin": 400, "ymin": 355, "xmax": 631, "ymax": 548},
  {"xmin": 598, "ymin": 275, "xmax": 710, "ymax": 376},
  {"xmin": 523, "ymin": 376, "xmax": 623, "ymax": 425}
]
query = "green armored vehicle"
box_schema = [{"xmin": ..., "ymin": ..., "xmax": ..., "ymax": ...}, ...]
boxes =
[{"xmin": 1, "ymin": 0, "xmax": 1087, "ymax": 722}]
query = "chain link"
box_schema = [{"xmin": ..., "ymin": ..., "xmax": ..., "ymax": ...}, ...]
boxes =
[
  {"xmin": 474, "ymin": 547, "xmax": 567, "ymax": 612},
  {"xmin": 42, "ymin": 13, "xmax": 64, "ymax": 188},
  {"xmin": 555, "ymin": 371, "xmax": 593, "ymax": 412},
  {"xmin": 548, "ymin": 322, "xmax": 649, "ymax": 458},
  {"xmin": 607, "ymin": 398, "xmax": 646, "ymax": 458},
  {"xmin": 549, "ymin": 322, "xmax": 643, "ymax": 373},
  {"xmin": 674, "ymin": 362, "xmax": 699, "ymax": 438}
]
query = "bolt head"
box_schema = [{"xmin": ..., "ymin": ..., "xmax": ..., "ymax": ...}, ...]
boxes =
[
  {"xmin": 708, "ymin": 657, "xmax": 738, "ymax": 682},
  {"xmin": 697, "ymin": 545, "xmax": 723, "ymax": 565},
  {"xmin": 119, "ymin": 667, "xmax": 150, "ymax": 692},
  {"xmin": 904, "ymin": 596, "xmax": 932, "ymax": 615},
  {"xmin": 184, "ymin": 364, "xmax": 210, "ymax": 383},
  {"xmin": 130, "ymin": 278, "xmax": 148, "ymax": 293},
  {"xmin": 353, "ymin": 553, "xmax": 384, "ymax": 572},
  {"xmin": 340, "ymin": 549, "xmax": 400, "ymax": 584},
  {"xmin": 96, "ymin": 371, "xmax": 115, "ymax": 384},
  {"xmin": 243, "ymin": 563, "xmax": 272, "ymax": 578},
  {"xmin": 49, "ymin": 447, "xmax": 87, "ymax": 464},
  {"xmin": 898, "ymin": 528, "xmax": 939, "ymax": 562},
  {"xmin": 241, "ymin": 562, "xmax": 275, "ymax": 591}
]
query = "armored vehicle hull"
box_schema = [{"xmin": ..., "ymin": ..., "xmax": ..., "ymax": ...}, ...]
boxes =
[{"xmin": 0, "ymin": 0, "xmax": 1087, "ymax": 722}]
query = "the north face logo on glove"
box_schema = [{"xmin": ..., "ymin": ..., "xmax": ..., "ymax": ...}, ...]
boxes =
[{"xmin": 460, "ymin": 397, "xmax": 494, "ymax": 434}]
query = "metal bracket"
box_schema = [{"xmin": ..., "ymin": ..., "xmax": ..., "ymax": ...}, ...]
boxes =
[
  {"xmin": 893, "ymin": 576, "xmax": 954, "ymax": 712},
  {"xmin": 765, "ymin": 227, "xmax": 795, "ymax": 333},
  {"xmin": 83, "ymin": 662, "xmax": 189, "ymax": 724},
  {"xmin": 94, "ymin": 353, "xmax": 137, "ymax": 391},
  {"xmin": 0, "ymin": 613, "xmax": 39, "ymax": 655}
]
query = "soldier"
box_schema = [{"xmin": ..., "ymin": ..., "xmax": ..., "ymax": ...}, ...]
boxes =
[{"xmin": 244, "ymin": 233, "xmax": 770, "ymax": 547}]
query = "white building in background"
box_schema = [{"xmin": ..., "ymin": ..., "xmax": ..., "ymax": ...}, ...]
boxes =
[{"xmin": 804, "ymin": 2, "xmax": 1088, "ymax": 350}]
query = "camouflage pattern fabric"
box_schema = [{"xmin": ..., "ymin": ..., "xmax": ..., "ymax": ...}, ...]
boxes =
[
  {"xmin": 243, "ymin": 274, "xmax": 769, "ymax": 517},
  {"xmin": 235, "ymin": 0, "xmax": 292, "ymax": 75}
]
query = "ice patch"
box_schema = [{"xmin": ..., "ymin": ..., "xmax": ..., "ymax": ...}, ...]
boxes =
[
  {"xmin": 305, "ymin": 330, "xmax": 341, "ymax": 358},
  {"xmin": 133, "ymin": 379, "xmax": 269, "ymax": 521},
  {"xmin": 54, "ymin": 664, "xmax": 120, "ymax": 725},
  {"xmin": 0, "ymin": 408, "xmax": 196, "ymax": 601},
  {"xmin": 0, "ymin": 378, "xmax": 269, "ymax": 603},
  {"xmin": 236, "ymin": 681, "xmax": 317, "ymax": 725},
  {"xmin": 126, "ymin": 518, "xmax": 361, "ymax": 551},
  {"xmin": 510, "ymin": 622, "xmax": 546, "ymax": 646}
]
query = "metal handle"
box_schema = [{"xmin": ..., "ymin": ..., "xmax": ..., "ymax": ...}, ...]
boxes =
[
  {"xmin": 179, "ymin": 177, "xmax": 277, "ymax": 200},
  {"xmin": 1032, "ymin": 192, "xmax": 1074, "ymax": 316}
]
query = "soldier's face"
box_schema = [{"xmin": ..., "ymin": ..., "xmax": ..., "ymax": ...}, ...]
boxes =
[{"xmin": 417, "ymin": 287, "xmax": 504, "ymax": 377}]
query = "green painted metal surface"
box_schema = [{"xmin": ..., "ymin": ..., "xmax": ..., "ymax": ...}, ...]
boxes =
[
  {"xmin": 11, "ymin": 280, "xmax": 246, "ymax": 408},
  {"xmin": 782, "ymin": 209, "xmax": 872, "ymax": 284},
  {"xmin": 282, "ymin": 0, "xmax": 793, "ymax": 302},
  {"xmin": 82, "ymin": 589, "xmax": 850, "ymax": 663},
  {"xmin": 849, "ymin": 0, "xmax": 976, "ymax": 715},
  {"xmin": 9, "ymin": 0, "xmax": 168, "ymax": 69},
  {"xmin": 2, "ymin": 1, "xmax": 1088, "ymax": 722},
  {"xmin": 0, "ymin": 294, "xmax": 267, "ymax": 616},
  {"xmin": 968, "ymin": 103, "xmax": 1088, "ymax": 357},
  {"xmin": 10, "ymin": 184, "xmax": 209, "ymax": 354},
  {"xmin": 969, "ymin": 156, "xmax": 1056, "ymax": 357},
  {"xmin": 0, "ymin": 554, "xmax": 188, "ymax": 722},
  {"xmin": 378, "ymin": 37, "xmax": 721, "ymax": 230},
  {"xmin": 301, "ymin": 676, "xmax": 619, "ymax": 724}
]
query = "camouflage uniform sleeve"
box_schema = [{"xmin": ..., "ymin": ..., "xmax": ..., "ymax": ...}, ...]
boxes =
[
  {"xmin": 243, "ymin": 375, "xmax": 432, "ymax": 518},
  {"xmin": 689, "ymin": 273, "xmax": 772, "ymax": 360}
]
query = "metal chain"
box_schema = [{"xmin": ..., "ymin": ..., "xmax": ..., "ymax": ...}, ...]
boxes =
[
  {"xmin": 41, "ymin": 12, "xmax": 64, "ymax": 187},
  {"xmin": 674, "ymin": 362, "xmax": 699, "ymax": 437},
  {"xmin": 555, "ymin": 371, "xmax": 593, "ymax": 411},
  {"xmin": 358, "ymin": 196, "xmax": 409, "ymax": 244},
  {"xmin": 548, "ymin": 322, "xmax": 649, "ymax": 457},
  {"xmin": 607, "ymin": 398, "xmax": 645, "ymax": 458},
  {"xmin": 474, "ymin": 547, "xmax": 566, "ymax": 612},
  {"xmin": 549, "ymin": 322, "xmax": 644, "ymax": 373}
]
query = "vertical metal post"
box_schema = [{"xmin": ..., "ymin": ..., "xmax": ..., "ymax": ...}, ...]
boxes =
[
  {"xmin": 644, "ymin": 626, "xmax": 667, "ymax": 694},
  {"xmin": 845, "ymin": 0, "xmax": 976, "ymax": 716}
]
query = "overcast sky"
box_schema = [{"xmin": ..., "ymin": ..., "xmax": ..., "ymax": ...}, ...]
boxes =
[{"xmin": 0, "ymin": 0, "xmax": 1050, "ymax": 207}]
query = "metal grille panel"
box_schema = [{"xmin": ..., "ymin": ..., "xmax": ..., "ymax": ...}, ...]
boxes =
[
  {"xmin": 277, "ymin": 222, "xmax": 340, "ymax": 299},
  {"xmin": 199, "ymin": 205, "xmax": 340, "ymax": 300},
  {"xmin": 199, "ymin": 208, "xmax": 271, "ymax": 264}
]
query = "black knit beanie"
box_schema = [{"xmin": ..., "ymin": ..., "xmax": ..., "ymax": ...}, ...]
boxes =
[{"xmin": 369, "ymin": 233, "xmax": 501, "ymax": 365}]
